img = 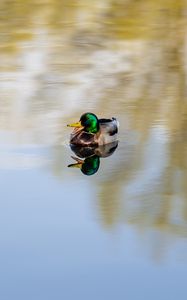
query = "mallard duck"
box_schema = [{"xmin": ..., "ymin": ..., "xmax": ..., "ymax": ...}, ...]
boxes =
[
  {"xmin": 67, "ymin": 112, "xmax": 119, "ymax": 146},
  {"xmin": 68, "ymin": 141, "xmax": 118, "ymax": 176}
]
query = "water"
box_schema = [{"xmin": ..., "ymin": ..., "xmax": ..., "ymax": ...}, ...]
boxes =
[{"xmin": 0, "ymin": 1, "xmax": 187, "ymax": 299}]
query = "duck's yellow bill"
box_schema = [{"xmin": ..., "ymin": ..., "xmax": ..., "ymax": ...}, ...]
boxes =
[{"xmin": 67, "ymin": 121, "xmax": 82, "ymax": 128}]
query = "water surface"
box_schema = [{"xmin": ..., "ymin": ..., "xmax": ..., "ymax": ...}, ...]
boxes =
[{"xmin": 0, "ymin": 1, "xmax": 187, "ymax": 299}]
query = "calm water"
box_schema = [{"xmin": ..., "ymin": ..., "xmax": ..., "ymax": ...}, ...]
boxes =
[{"xmin": 1, "ymin": 1, "xmax": 187, "ymax": 299}]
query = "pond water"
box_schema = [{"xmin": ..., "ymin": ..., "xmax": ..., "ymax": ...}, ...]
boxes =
[{"xmin": 0, "ymin": 1, "xmax": 187, "ymax": 299}]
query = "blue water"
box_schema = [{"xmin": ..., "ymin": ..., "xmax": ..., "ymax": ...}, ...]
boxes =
[{"xmin": 0, "ymin": 143, "xmax": 187, "ymax": 300}]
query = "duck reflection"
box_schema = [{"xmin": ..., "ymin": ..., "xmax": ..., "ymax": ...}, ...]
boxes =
[{"xmin": 68, "ymin": 141, "xmax": 118, "ymax": 175}]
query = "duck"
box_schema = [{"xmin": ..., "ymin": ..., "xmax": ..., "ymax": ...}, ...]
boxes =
[
  {"xmin": 67, "ymin": 112, "xmax": 119, "ymax": 146},
  {"xmin": 68, "ymin": 141, "xmax": 118, "ymax": 176}
]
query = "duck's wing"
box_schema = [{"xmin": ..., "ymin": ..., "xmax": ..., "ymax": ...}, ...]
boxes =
[
  {"xmin": 98, "ymin": 118, "xmax": 119, "ymax": 145},
  {"xmin": 99, "ymin": 118, "xmax": 119, "ymax": 136},
  {"xmin": 70, "ymin": 130, "xmax": 97, "ymax": 146}
]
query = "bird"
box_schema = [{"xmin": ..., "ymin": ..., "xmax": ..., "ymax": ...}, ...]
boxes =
[{"xmin": 67, "ymin": 112, "xmax": 119, "ymax": 146}]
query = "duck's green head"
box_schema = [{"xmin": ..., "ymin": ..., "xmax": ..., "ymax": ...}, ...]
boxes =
[
  {"xmin": 67, "ymin": 113, "xmax": 99, "ymax": 133},
  {"xmin": 68, "ymin": 155, "xmax": 100, "ymax": 176}
]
